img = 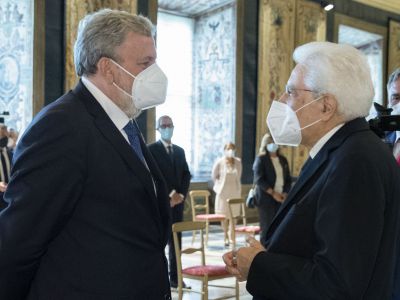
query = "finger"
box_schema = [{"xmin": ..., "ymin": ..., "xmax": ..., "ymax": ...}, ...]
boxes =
[
  {"xmin": 246, "ymin": 236, "xmax": 265, "ymax": 250},
  {"xmin": 222, "ymin": 252, "xmax": 233, "ymax": 266},
  {"xmin": 225, "ymin": 265, "xmax": 241, "ymax": 276}
]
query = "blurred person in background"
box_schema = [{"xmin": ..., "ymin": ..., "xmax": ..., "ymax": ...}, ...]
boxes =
[
  {"xmin": 212, "ymin": 142, "xmax": 242, "ymax": 246},
  {"xmin": 252, "ymin": 133, "xmax": 291, "ymax": 245}
]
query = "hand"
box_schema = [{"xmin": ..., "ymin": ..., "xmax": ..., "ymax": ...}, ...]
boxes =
[
  {"xmin": 272, "ymin": 191, "xmax": 285, "ymax": 203},
  {"xmin": 222, "ymin": 236, "xmax": 265, "ymax": 281},
  {"xmin": 0, "ymin": 181, "xmax": 7, "ymax": 192},
  {"xmin": 169, "ymin": 191, "xmax": 184, "ymax": 207}
]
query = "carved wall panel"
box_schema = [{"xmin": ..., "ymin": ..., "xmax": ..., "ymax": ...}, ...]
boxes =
[
  {"xmin": 257, "ymin": 0, "xmax": 326, "ymax": 176},
  {"xmin": 65, "ymin": 0, "xmax": 137, "ymax": 92},
  {"xmin": 388, "ymin": 20, "xmax": 400, "ymax": 76},
  {"xmin": 256, "ymin": 0, "xmax": 296, "ymax": 162}
]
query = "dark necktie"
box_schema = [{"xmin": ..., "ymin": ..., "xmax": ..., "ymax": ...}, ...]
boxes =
[
  {"xmin": 123, "ymin": 121, "xmax": 146, "ymax": 164},
  {"xmin": 167, "ymin": 145, "xmax": 174, "ymax": 164}
]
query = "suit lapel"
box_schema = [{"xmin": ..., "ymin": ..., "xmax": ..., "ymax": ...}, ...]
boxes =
[
  {"xmin": 72, "ymin": 81, "xmax": 158, "ymax": 204},
  {"xmin": 266, "ymin": 118, "xmax": 370, "ymax": 239}
]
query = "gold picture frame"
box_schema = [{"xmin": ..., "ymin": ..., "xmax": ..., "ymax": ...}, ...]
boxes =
[
  {"xmin": 388, "ymin": 19, "xmax": 400, "ymax": 76},
  {"xmin": 333, "ymin": 13, "xmax": 387, "ymax": 105}
]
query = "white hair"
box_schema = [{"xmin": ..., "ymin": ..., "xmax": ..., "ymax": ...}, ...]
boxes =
[{"xmin": 293, "ymin": 42, "xmax": 374, "ymax": 122}]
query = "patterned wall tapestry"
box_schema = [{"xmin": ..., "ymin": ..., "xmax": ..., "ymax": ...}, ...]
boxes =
[
  {"xmin": 257, "ymin": 0, "xmax": 326, "ymax": 176},
  {"xmin": 192, "ymin": 3, "xmax": 236, "ymax": 180},
  {"xmin": 0, "ymin": 0, "xmax": 33, "ymax": 132},
  {"xmin": 65, "ymin": 0, "xmax": 137, "ymax": 92},
  {"xmin": 388, "ymin": 20, "xmax": 400, "ymax": 76}
]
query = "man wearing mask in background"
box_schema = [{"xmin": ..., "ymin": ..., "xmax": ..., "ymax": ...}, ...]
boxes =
[
  {"xmin": 148, "ymin": 115, "xmax": 191, "ymax": 289},
  {"xmin": 387, "ymin": 68, "xmax": 400, "ymax": 165},
  {"xmin": 0, "ymin": 9, "xmax": 172, "ymax": 299},
  {"xmin": 223, "ymin": 41, "xmax": 400, "ymax": 299}
]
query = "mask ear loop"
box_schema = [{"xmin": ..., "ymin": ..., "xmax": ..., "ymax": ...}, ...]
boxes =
[
  {"xmin": 295, "ymin": 95, "xmax": 324, "ymax": 130},
  {"xmin": 109, "ymin": 59, "xmax": 137, "ymax": 79}
]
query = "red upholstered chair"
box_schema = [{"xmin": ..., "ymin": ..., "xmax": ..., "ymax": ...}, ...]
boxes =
[
  {"xmin": 227, "ymin": 198, "xmax": 261, "ymax": 249},
  {"xmin": 189, "ymin": 190, "xmax": 226, "ymax": 246},
  {"xmin": 172, "ymin": 221, "xmax": 239, "ymax": 300}
]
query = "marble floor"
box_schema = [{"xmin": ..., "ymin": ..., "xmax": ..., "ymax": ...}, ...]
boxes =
[{"xmin": 169, "ymin": 224, "xmax": 257, "ymax": 300}]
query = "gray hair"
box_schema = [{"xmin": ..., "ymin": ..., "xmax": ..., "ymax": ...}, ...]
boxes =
[
  {"xmin": 74, "ymin": 9, "xmax": 155, "ymax": 76},
  {"xmin": 293, "ymin": 42, "xmax": 374, "ymax": 122},
  {"xmin": 387, "ymin": 68, "xmax": 400, "ymax": 94}
]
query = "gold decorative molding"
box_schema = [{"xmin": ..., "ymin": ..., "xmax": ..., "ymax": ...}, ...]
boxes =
[
  {"xmin": 257, "ymin": 0, "xmax": 296, "ymax": 160},
  {"xmin": 295, "ymin": 0, "xmax": 326, "ymax": 47},
  {"xmin": 353, "ymin": 0, "xmax": 400, "ymax": 15},
  {"xmin": 65, "ymin": 0, "xmax": 138, "ymax": 92},
  {"xmin": 257, "ymin": 0, "xmax": 326, "ymax": 176},
  {"xmin": 289, "ymin": 0, "xmax": 326, "ymax": 176},
  {"xmin": 333, "ymin": 13, "xmax": 387, "ymax": 105},
  {"xmin": 388, "ymin": 20, "xmax": 400, "ymax": 77},
  {"xmin": 33, "ymin": 0, "xmax": 45, "ymax": 116}
]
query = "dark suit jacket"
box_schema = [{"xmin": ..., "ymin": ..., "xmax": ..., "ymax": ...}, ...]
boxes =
[
  {"xmin": 148, "ymin": 140, "xmax": 191, "ymax": 205},
  {"xmin": 0, "ymin": 81, "xmax": 172, "ymax": 300},
  {"xmin": 247, "ymin": 118, "xmax": 400, "ymax": 300},
  {"xmin": 252, "ymin": 153, "xmax": 292, "ymax": 207}
]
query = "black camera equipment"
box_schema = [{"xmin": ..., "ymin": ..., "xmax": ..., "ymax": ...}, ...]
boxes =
[{"xmin": 369, "ymin": 102, "xmax": 400, "ymax": 139}]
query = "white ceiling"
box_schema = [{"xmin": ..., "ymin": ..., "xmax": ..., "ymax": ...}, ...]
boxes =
[{"xmin": 352, "ymin": 0, "xmax": 400, "ymax": 14}]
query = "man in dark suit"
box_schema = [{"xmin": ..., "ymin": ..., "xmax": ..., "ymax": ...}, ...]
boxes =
[
  {"xmin": 148, "ymin": 115, "xmax": 191, "ymax": 289},
  {"xmin": 223, "ymin": 42, "xmax": 400, "ymax": 299},
  {"xmin": 0, "ymin": 9, "xmax": 172, "ymax": 299}
]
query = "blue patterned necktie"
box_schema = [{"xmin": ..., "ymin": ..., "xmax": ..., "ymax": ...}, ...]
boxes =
[{"xmin": 123, "ymin": 121, "xmax": 146, "ymax": 164}]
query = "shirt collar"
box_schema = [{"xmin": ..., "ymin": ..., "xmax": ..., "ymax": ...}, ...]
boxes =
[
  {"xmin": 309, "ymin": 123, "xmax": 345, "ymax": 159},
  {"xmin": 81, "ymin": 76, "xmax": 130, "ymax": 130},
  {"xmin": 160, "ymin": 138, "xmax": 172, "ymax": 149}
]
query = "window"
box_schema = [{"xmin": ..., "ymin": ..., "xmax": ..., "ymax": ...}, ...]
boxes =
[
  {"xmin": 0, "ymin": 0, "xmax": 34, "ymax": 131},
  {"xmin": 156, "ymin": 2, "xmax": 237, "ymax": 181}
]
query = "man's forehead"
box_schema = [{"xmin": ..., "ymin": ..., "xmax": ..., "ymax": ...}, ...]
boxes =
[{"xmin": 160, "ymin": 117, "xmax": 172, "ymax": 124}]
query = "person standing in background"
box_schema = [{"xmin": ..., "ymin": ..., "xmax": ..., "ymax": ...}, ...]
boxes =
[
  {"xmin": 252, "ymin": 133, "xmax": 291, "ymax": 245},
  {"xmin": 148, "ymin": 115, "xmax": 191, "ymax": 289},
  {"xmin": 386, "ymin": 68, "xmax": 400, "ymax": 165},
  {"xmin": 0, "ymin": 9, "xmax": 172, "ymax": 299},
  {"xmin": 212, "ymin": 142, "xmax": 242, "ymax": 246}
]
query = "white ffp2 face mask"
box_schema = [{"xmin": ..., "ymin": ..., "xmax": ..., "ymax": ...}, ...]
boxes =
[
  {"xmin": 266, "ymin": 96, "xmax": 323, "ymax": 146},
  {"xmin": 111, "ymin": 60, "xmax": 168, "ymax": 110}
]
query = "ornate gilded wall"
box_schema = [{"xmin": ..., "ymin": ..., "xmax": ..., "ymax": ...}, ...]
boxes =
[
  {"xmin": 388, "ymin": 20, "xmax": 400, "ymax": 76},
  {"xmin": 257, "ymin": 0, "xmax": 326, "ymax": 176},
  {"xmin": 65, "ymin": 0, "xmax": 137, "ymax": 92}
]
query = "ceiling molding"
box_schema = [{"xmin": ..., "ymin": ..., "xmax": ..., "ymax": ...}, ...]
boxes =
[{"xmin": 353, "ymin": 0, "xmax": 400, "ymax": 14}]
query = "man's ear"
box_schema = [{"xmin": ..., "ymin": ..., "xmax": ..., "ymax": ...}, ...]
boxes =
[
  {"xmin": 321, "ymin": 94, "xmax": 337, "ymax": 121},
  {"xmin": 97, "ymin": 57, "xmax": 114, "ymax": 84}
]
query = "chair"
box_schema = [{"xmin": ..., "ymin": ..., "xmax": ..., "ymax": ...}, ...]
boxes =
[
  {"xmin": 189, "ymin": 190, "xmax": 227, "ymax": 246},
  {"xmin": 172, "ymin": 221, "xmax": 239, "ymax": 300},
  {"xmin": 227, "ymin": 198, "xmax": 261, "ymax": 249}
]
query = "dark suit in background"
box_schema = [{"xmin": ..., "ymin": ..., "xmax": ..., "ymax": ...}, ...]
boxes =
[
  {"xmin": 0, "ymin": 81, "xmax": 172, "ymax": 300},
  {"xmin": 148, "ymin": 139, "xmax": 191, "ymax": 285},
  {"xmin": 247, "ymin": 118, "xmax": 400, "ymax": 299},
  {"xmin": 252, "ymin": 152, "xmax": 291, "ymax": 245},
  {"xmin": 0, "ymin": 147, "xmax": 12, "ymax": 210}
]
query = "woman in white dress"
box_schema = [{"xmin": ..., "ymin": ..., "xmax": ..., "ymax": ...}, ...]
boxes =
[{"xmin": 212, "ymin": 142, "xmax": 242, "ymax": 246}]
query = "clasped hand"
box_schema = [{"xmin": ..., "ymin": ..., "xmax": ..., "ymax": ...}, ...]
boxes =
[{"xmin": 222, "ymin": 236, "xmax": 265, "ymax": 281}]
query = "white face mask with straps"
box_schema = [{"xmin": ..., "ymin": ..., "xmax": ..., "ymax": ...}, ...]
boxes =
[
  {"xmin": 266, "ymin": 96, "xmax": 323, "ymax": 146},
  {"xmin": 111, "ymin": 59, "xmax": 168, "ymax": 111}
]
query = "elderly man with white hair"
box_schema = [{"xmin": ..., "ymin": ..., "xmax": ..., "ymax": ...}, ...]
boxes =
[{"xmin": 223, "ymin": 41, "xmax": 400, "ymax": 299}]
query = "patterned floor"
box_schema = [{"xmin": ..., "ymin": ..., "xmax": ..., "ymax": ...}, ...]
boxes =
[{"xmin": 169, "ymin": 224, "xmax": 257, "ymax": 300}]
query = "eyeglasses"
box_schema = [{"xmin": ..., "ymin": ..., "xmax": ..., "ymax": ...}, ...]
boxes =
[
  {"xmin": 285, "ymin": 85, "xmax": 316, "ymax": 97},
  {"xmin": 159, "ymin": 124, "xmax": 174, "ymax": 129}
]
